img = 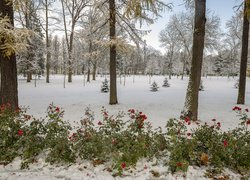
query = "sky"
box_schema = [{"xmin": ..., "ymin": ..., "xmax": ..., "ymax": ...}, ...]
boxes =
[{"xmin": 143, "ymin": 0, "xmax": 242, "ymax": 53}]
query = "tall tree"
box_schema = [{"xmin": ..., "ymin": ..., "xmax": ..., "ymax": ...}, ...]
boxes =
[
  {"xmin": 0, "ymin": 0, "xmax": 18, "ymax": 110},
  {"xmin": 237, "ymin": 0, "xmax": 249, "ymax": 104},
  {"xmin": 60, "ymin": 0, "xmax": 90, "ymax": 83},
  {"xmin": 183, "ymin": 0, "xmax": 206, "ymax": 121},
  {"xmin": 108, "ymin": 0, "xmax": 170, "ymax": 105},
  {"xmin": 109, "ymin": 0, "xmax": 117, "ymax": 104}
]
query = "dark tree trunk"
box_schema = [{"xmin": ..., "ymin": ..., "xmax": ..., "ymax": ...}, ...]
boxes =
[
  {"xmin": 87, "ymin": 65, "xmax": 90, "ymax": 82},
  {"xmin": 237, "ymin": 0, "xmax": 249, "ymax": 104},
  {"xmin": 92, "ymin": 61, "xmax": 97, "ymax": 80},
  {"xmin": 109, "ymin": 0, "xmax": 118, "ymax": 104},
  {"xmin": 183, "ymin": 0, "xmax": 206, "ymax": 121},
  {"xmin": 27, "ymin": 71, "xmax": 32, "ymax": 82},
  {"xmin": 0, "ymin": 0, "xmax": 18, "ymax": 110},
  {"xmin": 45, "ymin": 0, "xmax": 50, "ymax": 83}
]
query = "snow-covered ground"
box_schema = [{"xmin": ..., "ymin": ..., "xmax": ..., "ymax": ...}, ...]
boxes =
[
  {"xmin": 18, "ymin": 75, "xmax": 250, "ymax": 130},
  {"xmin": 1, "ymin": 75, "xmax": 249, "ymax": 180}
]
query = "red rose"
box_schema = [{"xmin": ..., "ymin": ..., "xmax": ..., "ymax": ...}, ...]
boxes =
[
  {"xmin": 55, "ymin": 107, "xmax": 60, "ymax": 112},
  {"xmin": 130, "ymin": 109, "xmax": 135, "ymax": 114},
  {"xmin": 176, "ymin": 162, "xmax": 183, "ymax": 167},
  {"xmin": 232, "ymin": 106, "xmax": 241, "ymax": 111},
  {"xmin": 245, "ymin": 108, "xmax": 249, "ymax": 112},
  {"xmin": 185, "ymin": 117, "xmax": 190, "ymax": 123},
  {"xmin": 130, "ymin": 115, "xmax": 135, "ymax": 119},
  {"xmin": 187, "ymin": 132, "xmax": 191, "ymax": 136},
  {"xmin": 246, "ymin": 119, "xmax": 250, "ymax": 125},
  {"xmin": 121, "ymin": 162, "xmax": 126, "ymax": 169},
  {"xmin": 98, "ymin": 121, "xmax": 102, "ymax": 125},
  {"xmin": 223, "ymin": 140, "xmax": 228, "ymax": 147},
  {"xmin": 212, "ymin": 119, "xmax": 216, "ymax": 121},
  {"xmin": 18, "ymin": 129, "xmax": 24, "ymax": 136},
  {"xmin": 217, "ymin": 122, "xmax": 221, "ymax": 128}
]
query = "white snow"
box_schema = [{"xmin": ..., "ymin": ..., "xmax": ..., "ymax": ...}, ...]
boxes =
[
  {"xmin": 1, "ymin": 75, "xmax": 249, "ymax": 179},
  {"xmin": 18, "ymin": 75, "xmax": 250, "ymax": 130}
]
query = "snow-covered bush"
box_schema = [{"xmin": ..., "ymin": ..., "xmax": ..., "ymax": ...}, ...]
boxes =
[
  {"xmin": 101, "ymin": 78, "xmax": 109, "ymax": 93},
  {"xmin": 0, "ymin": 104, "xmax": 249, "ymax": 178},
  {"xmin": 150, "ymin": 81, "xmax": 159, "ymax": 91},
  {"xmin": 162, "ymin": 77, "xmax": 170, "ymax": 87}
]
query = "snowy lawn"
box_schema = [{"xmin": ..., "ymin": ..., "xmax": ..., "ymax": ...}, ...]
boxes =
[
  {"xmin": 18, "ymin": 75, "xmax": 250, "ymax": 130},
  {"xmin": 1, "ymin": 75, "xmax": 249, "ymax": 180}
]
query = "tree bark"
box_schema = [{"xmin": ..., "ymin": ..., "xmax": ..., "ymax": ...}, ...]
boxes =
[
  {"xmin": 109, "ymin": 0, "xmax": 118, "ymax": 104},
  {"xmin": 237, "ymin": 0, "xmax": 249, "ymax": 104},
  {"xmin": 92, "ymin": 61, "xmax": 97, "ymax": 80},
  {"xmin": 45, "ymin": 0, "xmax": 50, "ymax": 83},
  {"xmin": 183, "ymin": 0, "xmax": 206, "ymax": 121},
  {"xmin": 0, "ymin": 0, "xmax": 18, "ymax": 110}
]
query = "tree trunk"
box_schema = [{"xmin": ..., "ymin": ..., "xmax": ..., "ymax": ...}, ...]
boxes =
[
  {"xmin": 0, "ymin": 0, "xmax": 18, "ymax": 110},
  {"xmin": 92, "ymin": 61, "xmax": 97, "ymax": 80},
  {"xmin": 87, "ymin": 65, "xmax": 90, "ymax": 82},
  {"xmin": 45, "ymin": 0, "xmax": 50, "ymax": 83},
  {"xmin": 27, "ymin": 71, "xmax": 32, "ymax": 82},
  {"xmin": 109, "ymin": 0, "xmax": 118, "ymax": 104},
  {"xmin": 237, "ymin": 0, "xmax": 249, "ymax": 104},
  {"xmin": 183, "ymin": 0, "xmax": 206, "ymax": 121}
]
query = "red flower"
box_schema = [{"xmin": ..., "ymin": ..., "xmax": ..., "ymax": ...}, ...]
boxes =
[
  {"xmin": 140, "ymin": 114, "xmax": 147, "ymax": 120},
  {"xmin": 232, "ymin": 106, "xmax": 241, "ymax": 111},
  {"xmin": 130, "ymin": 109, "xmax": 135, "ymax": 114},
  {"xmin": 246, "ymin": 119, "xmax": 250, "ymax": 125},
  {"xmin": 176, "ymin": 162, "xmax": 183, "ymax": 167},
  {"xmin": 217, "ymin": 122, "xmax": 221, "ymax": 128},
  {"xmin": 18, "ymin": 129, "xmax": 24, "ymax": 136},
  {"xmin": 212, "ymin": 119, "xmax": 216, "ymax": 121},
  {"xmin": 187, "ymin": 132, "xmax": 191, "ymax": 136},
  {"xmin": 98, "ymin": 121, "xmax": 102, "ymax": 125},
  {"xmin": 185, "ymin": 117, "xmax": 190, "ymax": 123},
  {"xmin": 121, "ymin": 162, "xmax": 126, "ymax": 169},
  {"xmin": 130, "ymin": 115, "xmax": 135, "ymax": 119},
  {"xmin": 245, "ymin": 108, "xmax": 249, "ymax": 112},
  {"xmin": 104, "ymin": 112, "xmax": 108, "ymax": 116},
  {"xmin": 223, "ymin": 140, "xmax": 228, "ymax": 147},
  {"xmin": 55, "ymin": 107, "xmax": 60, "ymax": 112},
  {"xmin": 210, "ymin": 125, "xmax": 214, "ymax": 129}
]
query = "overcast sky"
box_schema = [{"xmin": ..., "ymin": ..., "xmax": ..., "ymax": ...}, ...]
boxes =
[{"xmin": 142, "ymin": 0, "xmax": 242, "ymax": 53}]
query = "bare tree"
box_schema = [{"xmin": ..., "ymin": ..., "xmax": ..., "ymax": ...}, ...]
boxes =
[{"xmin": 60, "ymin": 0, "xmax": 90, "ymax": 83}]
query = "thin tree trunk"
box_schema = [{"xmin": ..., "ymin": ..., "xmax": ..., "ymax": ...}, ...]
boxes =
[
  {"xmin": 237, "ymin": 0, "xmax": 249, "ymax": 104},
  {"xmin": 0, "ymin": 0, "xmax": 18, "ymax": 110},
  {"xmin": 183, "ymin": 0, "xmax": 206, "ymax": 121},
  {"xmin": 45, "ymin": 0, "xmax": 50, "ymax": 83},
  {"xmin": 87, "ymin": 65, "xmax": 90, "ymax": 82},
  {"xmin": 27, "ymin": 71, "xmax": 32, "ymax": 82},
  {"xmin": 109, "ymin": 0, "xmax": 118, "ymax": 104},
  {"xmin": 92, "ymin": 61, "xmax": 97, "ymax": 80}
]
